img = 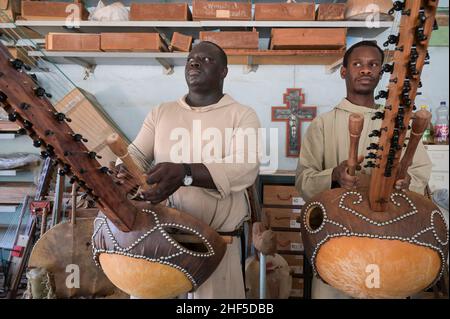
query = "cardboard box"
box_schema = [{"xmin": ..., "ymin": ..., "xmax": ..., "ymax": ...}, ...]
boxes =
[
  {"xmin": 46, "ymin": 33, "xmax": 100, "ymax": 51},
  {"xmin": 263, "ymin": 184, "xmax": 304, "ymax": 206},
  {"xmin": 270, "ymin": 28, "xmax": 347, "ymax": 50},
  {"xmin": 0, "ymin": 0, "xmax": 21, "ymax": 21},
  {"xmin": 199, "ymin": 31, "xmax": 259, "ymax": 49},
  {"xmin": 254, "ymin": 2, "xmax": 315, "ymax": 21},
  {"xmin": 263, "ymin": 208, "xmax": 301, "ymax": 230},
  {"xmin": 317, "ymin": 3, "xmax": 346, "ymax": 21},
  {"xmin": 291, "ymin": 278, "xmax": 304, "ymax": 298},
  {"xmin": 281, "ymin": 254, "xmax": 304, "ymax": 275},
  {"xmin": 274, "ymin": 231, "xmax": 303, "ymax": 253},
  {"xmin": 192, "ymin": 0, "xmax": 252, "ymax": 21},
  {"xmin": 129, "ymin": 3, "xmax": 192, "ymax": 21},
  {"xmin": 170, "ymin": 32, "xmax": 192, "ymax": 52},
  {"xmin": 54, "ymin": 88, "xmax": 129, "ymax": 167},
  {"xmin": 100, "ymin": 33, "xmax": 168, "ymax": 52},
  {"xmin": 21, "ymin": 1, "xmax": 89, "ymax": 21}
]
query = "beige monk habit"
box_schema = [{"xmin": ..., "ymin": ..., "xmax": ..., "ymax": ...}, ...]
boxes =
[
  {"xmin": 295, "ymin": 98, "xmax": 432, "ymax": 299},
  {"xmin": 128, "ymin": 94, "xmax": 260, "ymax": 299}
]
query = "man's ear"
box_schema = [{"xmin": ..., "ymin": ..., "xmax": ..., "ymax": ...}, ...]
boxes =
[
  {"xmin": 340, "ymin": 66, "xmax": 346, "ymax": 79},
  {"xmin": 221, "ymin": 66, "xmax": 228, "ymax": 79}
]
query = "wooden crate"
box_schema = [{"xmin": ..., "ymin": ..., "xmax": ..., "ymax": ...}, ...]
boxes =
[
  {"xmin": 274, "ymin": 231, "xmax": 303, "ymax": 253},
  {"xmin": 270, "ymin": 28, "xmax": 347, "ymax": 50},
  {"xmin": 254, "ymin": 2, "xmax": 315, "ymax": 21},
  {"xmin": 192, "ymin": 0, "xmax": 251, "ymax": 21},
  {"xmin": 280, "ymin": 254, "xmax": 304, "ymax": 275},
  {"xmin": 129, "ymin": 3, "xmax": 192, "ymax": 21},
  {"xmin": 317, "ymin": 3, "xmax": 346, "ymax": 21},
  {"xmin": 199, "ymin": 31, "xmax": 259, "ymax": 49},
  {"xmin": 100, "ymin": 33, "xmax": 168, "ymax": 52},
  {"xmin": 263, "ymin": 184, "xmax": 304, "ymax": 206},
  {"xmin": 170, "ymin": 32, "xmax": 193, "ymax": 52},
  {"xmin": 21, "ymin": 1, "xmax": 89, "ymax": 21},
  {"xmin": 54, "ymin": 88, "xmax": 130, "ymax": 167},
  {"xmin": 45, "ymin": 33, "xmax": 100, "ymax": 51},
  {"xmin": 263, "ymin": 207, "xmax": 301, "ymax": 230}
]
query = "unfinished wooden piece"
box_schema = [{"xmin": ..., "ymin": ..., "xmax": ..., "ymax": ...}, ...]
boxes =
[
  {"xmin": 21, "ymin": 0, "xmax": 89, "ymax": 21},
  {"xmin": 200, "ymin": 31, "xmax": 259, "ymax": 49},
  {"xmin": 316, "ymin": 3, "xmax": 346, "ymax": 21},
  {"xmin": 129, "ymin": 2, "xmax": 192, "ymax": 21},
  {"xmin": 254, "ymin": 2, "xmax": 315, "ymax": 21},
  {"xmin": 170, "ymin": 32, "xmax": 193, "ymax": 52},
  {"xmin": 192, "ymin": 0, "xmax": 252, "ymax": 21},
  {"xmin": 270, "ymin": 28, "xmax": 347, "ymax": 50},
  {"xmin": 45, "ymin": 33, "xmax": 100, "ymax": 52},
  {"xmin": 100, "ymin": 33, "xmax": 168, "ymax": 52}
]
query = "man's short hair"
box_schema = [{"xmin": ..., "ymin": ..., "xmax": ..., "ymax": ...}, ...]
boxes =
[
  {"xmin": 343, "ymin": 41, "xmax": 385, "ymax": 67},
  {"xmin": 196, "ymin": 41, "xmax": 228, "ymax": 67}
]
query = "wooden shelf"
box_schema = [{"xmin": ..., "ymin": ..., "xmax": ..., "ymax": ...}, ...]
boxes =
[{"xmin": 0, "ymin": 182, "xmax": 36, "ymax": 205}]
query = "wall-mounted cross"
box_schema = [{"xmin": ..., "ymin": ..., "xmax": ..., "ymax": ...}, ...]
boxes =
[{"xmin": 272, "ymin": 88, "xmax": 317, "ymax": 158}]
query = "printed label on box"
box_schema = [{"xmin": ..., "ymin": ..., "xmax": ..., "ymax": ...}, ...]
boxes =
[
  {"xmin": 291, "ymin": 265, "xmax": 303, "ymax": 274},
  {"xmin": 291, "ymin": 242, "xmax": 303, "ymax": 251},
  {"xmin": 292, "ymin": 197, "xmax": 305, "ymax": 206},
  {"xmin": 292, "ymin": 208, "xmax": 301, "ymax": 214},
  {"xmin": 290, "ymin": 219, "xmax": 301, "ymax": 229},
  {"xmin": 216, "ymin": 10, "xmax": 230, "ymax": 18}
]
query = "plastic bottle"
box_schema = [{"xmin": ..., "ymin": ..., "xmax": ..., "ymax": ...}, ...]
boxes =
[
  {"xmin": 420, "ymin": 105, "xmax": 434, "ymax": 144},
  {"xmin": 434, "ymin": 101, "xmax": 449, "ymax": 145}
]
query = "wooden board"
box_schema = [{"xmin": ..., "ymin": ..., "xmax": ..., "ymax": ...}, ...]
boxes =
[
  {"xmin": 254, "ymin": 2, "xmax": 315, "ymax": 21},
  {"xmin": 100, "ymin": 33, "xmax": 168, "ymax": 52},
  {"xmin": 54, "ymin": 87, "xmax": 130, "ymax": 167},
  {"xmin": 130, "ymin": 3, "xmax": 192, "ymax": 21},
  {"xmin": 0, "ymin": 0, "xmax": 21, "ymax": 20},
  {"xmin": 316, "ymin": 3, "xmax": 346, "ymax": 21},
  {"xmin": 270, "ymin": 28, "xmax": 347, "ymax": 50},
  {"xmin": 170, "ymin": 32, "xmax": 193, "ymax": 52},
  {"xmin": 263, "ymin": 207, "xmax": 301, "ymax": 231},
  {"xmin": 0, "ymin": 182, "xmax": 36, "ymax": 204},
  {"xmin": 200, "ymin": 31, "xmax": 259, "ymax": 49},
  {"xmin": 192, "ymin": 0, "xmax": 252, "ymax": 21},
  {"xmin": 0, "ymin": 120, "xmax": 20, "ymax": 132},
  {"xmin": 21, "ymin": 1, "xmax": 89, "ymax": 21},
  {"xmin": 45, "ymin": 33, "xmax": 100, "ymax": 52}
]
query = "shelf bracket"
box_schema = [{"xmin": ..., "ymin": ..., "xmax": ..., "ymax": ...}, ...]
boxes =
[
  {"xmin": 326, "ymin": 57, "xmax": 343, "ymax": 74},
  {"xmin": 243, "ymin": 56, "xmax": 258, "ymax": 74},
  {"xmin": 63, "ymin": 57, "xmax": 97, "ymax": 79},
  {"xmin": 155, "ymin": 57, "xmax": 174, "ymax": 75}
]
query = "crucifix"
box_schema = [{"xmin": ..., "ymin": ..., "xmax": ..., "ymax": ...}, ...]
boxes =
[{"xmin": 272, "ymin": 88, "xmax": 317, "ymax": 158}]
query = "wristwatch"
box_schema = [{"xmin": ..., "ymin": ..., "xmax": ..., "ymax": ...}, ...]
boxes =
[{"xmin": 182, "ymin": 163, "xmax": 193, "ymax": 186}]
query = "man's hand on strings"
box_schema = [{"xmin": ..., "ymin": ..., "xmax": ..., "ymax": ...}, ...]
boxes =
[
  {"xmin": 395, "ymin": 173, "xmax": 411, "ymax": 191},
  {"xmin": 142, "ymin": 162, "xmax": 185, "ymax": 204},
  {"xmin": 110, "ymin": 163, "xmax": 139, "ymax": 195},
  {"xmin": 332, "ymin": 156, "xmax": 364, "ymax": 189}
]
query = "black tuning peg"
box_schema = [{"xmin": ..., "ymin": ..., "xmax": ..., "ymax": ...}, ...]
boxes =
[
  {"xmin": 33, "ymin": 139, "xmax": 43, "ymax": 148},
  {"xmin": 381, "ymin": 63, "xmax": 395, "ymax": 74},
  {"xmin": 58, "ymin": 164, "xmax": 71, "ymax": 176},
  {"xmin": 45, "ymin": 145, "xmax": 55, "ymax": 157},
  {"xmin": 364, "ymin": 161, "xmax": 380, "ymax": 169},
  {"xmin": 369, "ymin": 130, "xmax": 382, "ymax": 138},
  {"xmin": 371, "ymin": 112, "xmax": 385, "ymax": 120},
  {"xmin": 418, "ymin": 9, "xmax": 427, "ymax": 23},
  {"xmin": 418, "ymin": 81, "xmax": 423, "ymax": 88},
  {"xmin": 19, "ymin": 103, "xmax": 31, "ymax": 110},
  {"xmin": 416, "ymin": 27, "xmax": 428, "ymax": 42},
  {"xmin": 29, "ymin": 73, "xmax": 38, "ymax": 83},
  {"xmin": 23, "ymin": 120, "xmax": 33, "ymax": 129},
  {"xmin": 403, "ymin": 97, "xmax": 412, "ymax": 107},
  {"xmin": 375, "ymin": 90, "xmax": 389, "ymax": 100},
  {"xmin": 384, "ymin": 170, "xmax": 393, "ymax": 178},
  {"xmin": 54, "ymin": 112, "xmax": 72, "ymax": 122},
  {"xmin": 0, "ymin": 91, "xmax": 7, "ymax": 103},
  {"xmin": 40, "ymin": 151, "xmax": 50, "ymax": 159},
  {"xmin": 389, "ymin": 1, "xmax": 405, "ymax": 15},
  {"xmin": 8, "ymin": 112, "xmax": 18, "ymax": 122},
  {"xmin": 384, "ymin": 35, "xmax": 399, "ymax": 47},
  {"xmin": 72, "ymin": 133, "xmax": 88, "ymax": 143},
  {"xmin": 410, "ymin": 47, "xmax": 419, "ymax": 60},
  {"xmin": 10, "ymin": 58, "xmax": 24, "ymax": 71},
  {"xmin": 34, "ymin": 87, "xmax": 52, "ymax": 99},
  {"xmin": 99, "ymin": 167, "xmax": 111, "ymax": 174},
  {"xmin": 69, "ymin": 176, "xmax": 79, "ymax": 184},
  {"xmin": 366, "ymin": 153, "xmax": 381, "ymax": 160},
  {"xmin": 87, "ymin": 151, "xmax": 102, "ymax": 160},
  {"xmin": 367, "ymin": 143, "xmax": 383, "ymax": 151},
  {"xmin": 403, "ymin": 79, "xmax": 411, "ymax": 91},
  {"xmin": 17, "ymin": 128, "xmax": 27, "ymax": 135}
]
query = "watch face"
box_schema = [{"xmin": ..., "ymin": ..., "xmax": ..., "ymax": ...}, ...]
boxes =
[{"xmin": 183, "ymin": 175, "xmax": 193, "ymax": 186}]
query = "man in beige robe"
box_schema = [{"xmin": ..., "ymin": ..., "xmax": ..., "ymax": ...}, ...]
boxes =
[
  {"xmin": 119, "ymin": 41, "xmax": 260, "ymax": 299},
  {"xmin": 295, "ymin": 41, "xmax": 432, "ymax": 298}
]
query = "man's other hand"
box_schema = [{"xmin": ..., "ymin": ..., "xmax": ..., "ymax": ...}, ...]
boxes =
[
  {"xmin": 142, "ymin": 163, "xmax": 185, "ymax": 204},
  {"xmin": 395, "ymin": 173, "xmax": 411, "ymax": 191},
  {"xmin": 332, "ymin": 155, "xmax": 364, "ymax": 189}
]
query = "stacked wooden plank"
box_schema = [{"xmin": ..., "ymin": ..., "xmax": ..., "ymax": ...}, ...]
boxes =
[
  {"xmin": 269, "ymin": 28, "xmax": 347, "ymax": 50},
  {"xmin": 199, "ymin": 31, "xmax": 259, "ymax": 50},
  {"xmin": 130, "ymin": 3, "xmax": 192, "ymax": 21},
  {"xmin": 254, "ymin": 2, "xmax": 315, "ymax": 21},
  {"xmin": 0, "ymin": 182, "xmax": 36, "ymax": 205},
  {"xmin": 192, "ymin": 0, "xmax": 252, "ymax": 21},
  {"xmin": 21, "ymin": 0, "xmax": 89, "ymax": 21}
]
